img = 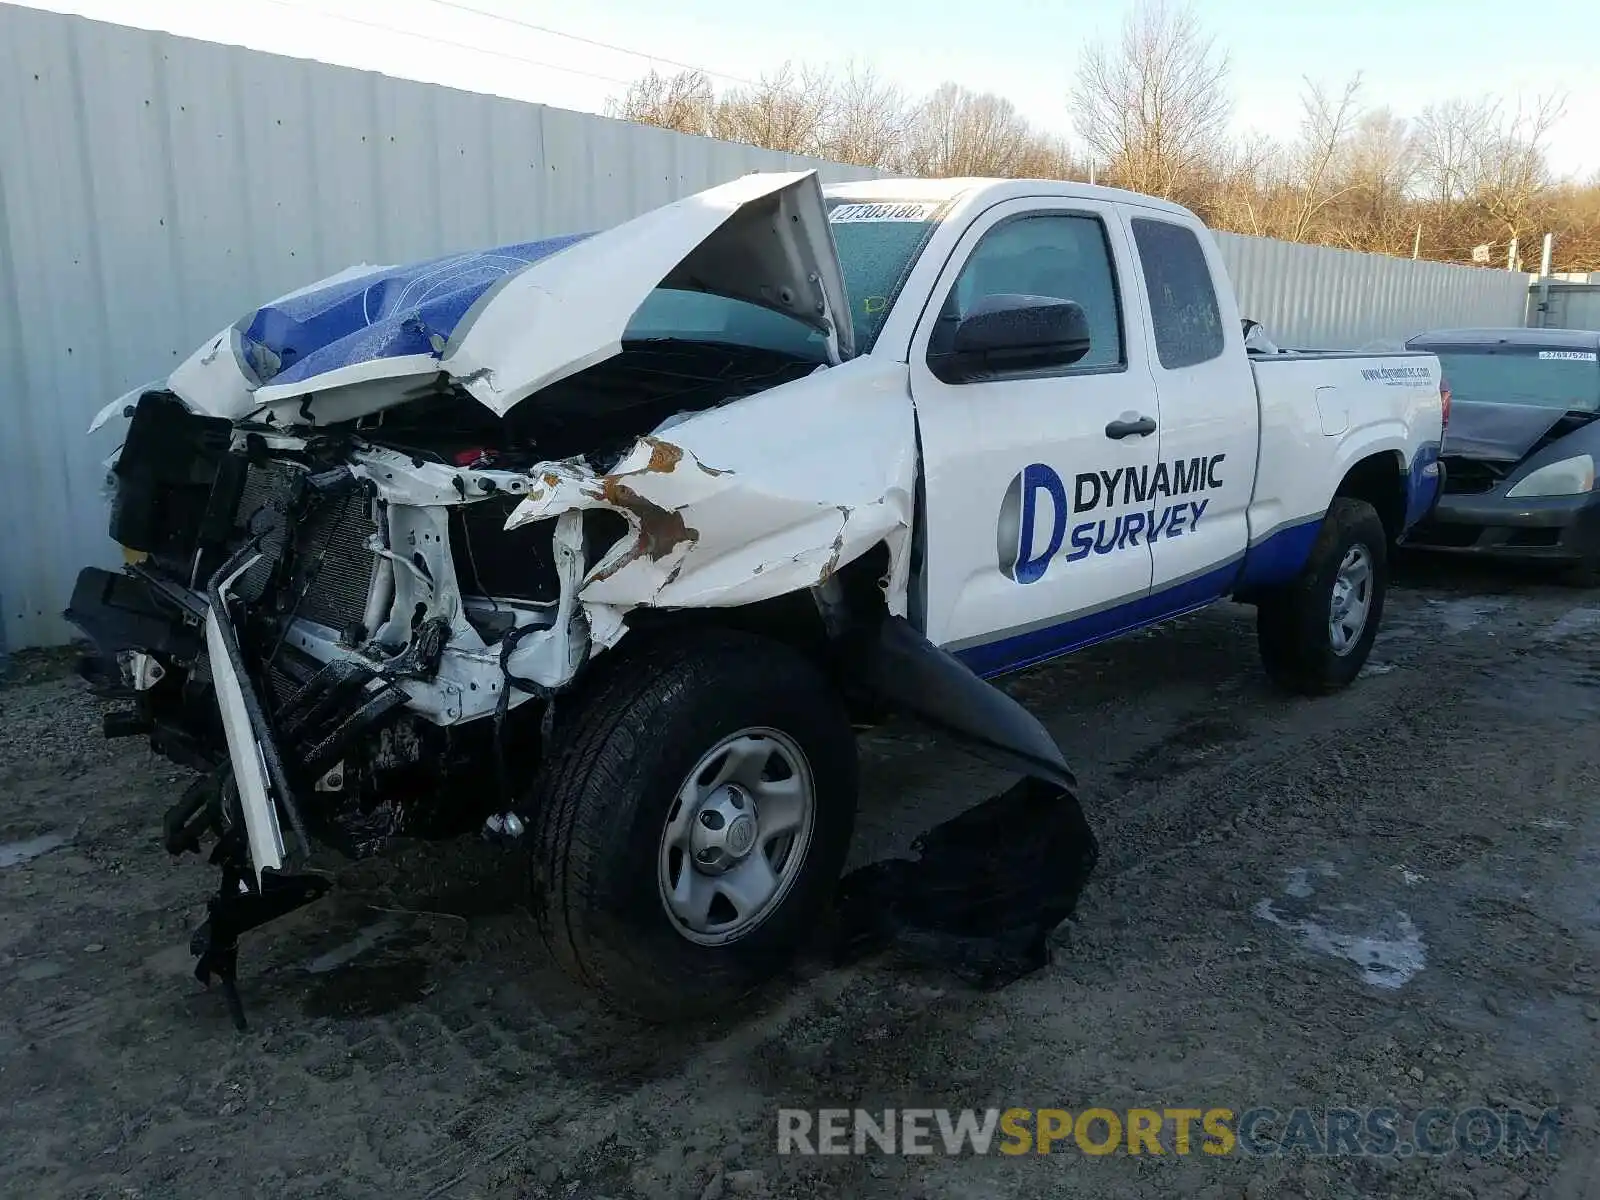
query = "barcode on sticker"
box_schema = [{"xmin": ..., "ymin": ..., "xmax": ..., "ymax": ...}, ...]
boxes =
[
  {"xmin": 1538, "ymin": 350, "xmax": 1598, "ymax": 361},
  {"xmin": 829, "ymin": 202, "xmax": 939, "ymax": 223}
]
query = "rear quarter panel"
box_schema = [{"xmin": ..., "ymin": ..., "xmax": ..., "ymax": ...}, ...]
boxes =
[{"xmin": 1243, "ymin": 353, "xmax": 1443, "ymax": 585}]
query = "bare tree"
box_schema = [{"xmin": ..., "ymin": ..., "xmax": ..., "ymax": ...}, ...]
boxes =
[
  {"xmin": 710, "ymin": 62, "xmax": 837, "ymax": 157},
  {"xmin": 1338, "ymin": 107, "xmax": 1420, "ymax": 254},
  {"xmin": 1468, "ymin": 93, "xmax": 1565, "ymax": 253},
  {"xmin": 1414, "ymin": 97, "xmax": 1493, "ymax": 207},
  {"xmin": 606, "ymin": 69, "xmax": 714, "ymax": 137},
  {"xmin": 1070, "ymin": 0, "xmax": 1232, "ymax": 199},
  {"xmin": 1280, "ymin": 75, "xmax": 1364, "ymax": 243},
  {"xmin": 1203, "ymin": 133, "xmax": 1281, "ymax": 237},
  {"xmin": 901, "ymin": 84, "xmax": 1041, "ymax": 177},
  {"xmin": 602, "ymin": 50, "xmax": 1600, "ymax": 273},
  {"xmin": 1414, "ymin": 93, "xmax": 1564, "ymax": 263},
  {"xmin": 822, "ymin": 60, "xmax": 908, "ymax": 168},
  {"xmin": 1011, "ymin": 133, "xmax": 1081, "ymax": 181}
]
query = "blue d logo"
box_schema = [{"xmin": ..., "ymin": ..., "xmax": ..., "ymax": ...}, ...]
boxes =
[{"xmin": 997, "ymin": 463, "xmax": 1068, "ymax": 584}]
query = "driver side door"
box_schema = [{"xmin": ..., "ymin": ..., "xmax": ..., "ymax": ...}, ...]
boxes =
[{"xmin": 908, "ymin": 198, "xmax": 1162, "ymax": 677}]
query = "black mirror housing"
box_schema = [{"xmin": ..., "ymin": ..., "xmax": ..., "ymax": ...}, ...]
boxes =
[{"xmin": 931, "ymin": 294, "xmax": 1092, "ymax": 382}]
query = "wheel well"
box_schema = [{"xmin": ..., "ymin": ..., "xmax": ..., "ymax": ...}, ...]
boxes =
[
  {"xmin": 596, "ymin": 542, "xmax": 896, "ymax": 723},
  {"xmin": 1335, "ymin": 452, "xmax": 1407, "ymax": 545},
  {"xmin": 608, "ymin": 541, "xmax": 894, "ymax": 662}
]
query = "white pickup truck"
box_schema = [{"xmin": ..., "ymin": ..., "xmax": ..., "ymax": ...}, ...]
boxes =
[{"xmin": 69, "ymin": 172, "xmax": 1444, "ymax": 1023}]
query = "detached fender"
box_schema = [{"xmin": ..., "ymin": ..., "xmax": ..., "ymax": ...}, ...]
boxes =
[{"xmin": 849, "ymin": 616, "xmax": 1076, "ymax": 792}]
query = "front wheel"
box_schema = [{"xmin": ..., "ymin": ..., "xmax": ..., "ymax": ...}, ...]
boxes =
[
  {"xmin": 527, "ymin": 630, "xmax": 858, "ymax": 1021},
  {"xmin": 1256, "ymin": 497, "xmax": 1389, "ymax": 695}
]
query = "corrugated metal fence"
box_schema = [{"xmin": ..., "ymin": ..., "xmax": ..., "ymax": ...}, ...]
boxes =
[
  {"xmin": 1527, "ymin": 280, "xmax": 1600, "ymax": 331},
  {"xmin": 1216, "ymin": 232, "xmax": 1530, "ymax": 350},
  {"xmin": 0, "ymin": 5, "xmax": 1532, "ymax": 650}
]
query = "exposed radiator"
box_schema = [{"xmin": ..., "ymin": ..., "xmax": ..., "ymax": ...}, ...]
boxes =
[
  {"xmin": 285, "ymin": 490, "xmax": 379, "ymax": 636},
  {"xmin": 233, "ymin": 460, "xmax": 302, "ymax": 602}
]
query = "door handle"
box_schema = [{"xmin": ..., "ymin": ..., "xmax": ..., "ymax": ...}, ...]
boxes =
[{"xmin": 1105, "ymin": 415, "xmax": 1157, "ymax": 439}]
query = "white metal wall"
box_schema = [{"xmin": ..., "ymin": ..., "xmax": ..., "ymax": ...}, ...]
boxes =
[
  {"xmin": 0, "ymin": 5, "xmax": 879, "ymax": 649},
  {"xmin": 0, "ymin": 6, "xmax": 1535, "ymax": 649},
  {"xmin": 1214, "ymin": 231, "xmax": 1530, "ymax": 350},
  {"xmin": 1528, "ymin": 281, "xmax": 1600, "ymax": 331}
]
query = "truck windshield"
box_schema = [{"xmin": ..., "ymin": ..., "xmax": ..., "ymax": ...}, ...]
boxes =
[
  {"xmin": 625, "ymin": 288, "xmax": 830, "ymax": 360},
  {"xmin": 1432, "ymin": 347, "xmax": 1600, "ymax": 413},
  {"xmin": 626, "ymin": 200, "xmax": 947, "ymax": 359},
  {"xmin": 826, "ymin": 199, "xmax": 944, "ymax": 352}
]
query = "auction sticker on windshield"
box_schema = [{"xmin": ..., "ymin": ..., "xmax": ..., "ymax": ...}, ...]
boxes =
[
  {"xmin": 1538, "ymin": 350, "xmax": 1598, "ymax": 362},
  {"xmin": 830, "ymin": 202, "xmax": 941, "ymax": 222}
]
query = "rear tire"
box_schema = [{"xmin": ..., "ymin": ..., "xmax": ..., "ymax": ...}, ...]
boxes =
[
  {"xmin": 527, "ymin": 630, "xmax": 857, "ymax": 1021},
  {"xmin": 1257, "ymin": 498, "xmax": 1388, "ymax": 695}
]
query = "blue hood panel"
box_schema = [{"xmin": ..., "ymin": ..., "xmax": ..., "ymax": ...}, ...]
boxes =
[{"xmin": 241, "ymin": 234, "xmax": 593, "ymax": 388}]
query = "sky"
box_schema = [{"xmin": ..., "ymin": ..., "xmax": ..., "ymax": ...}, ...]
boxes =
[{"xmin": 13, "ymin": 0, "xmax": 1600, "ymax": 180}]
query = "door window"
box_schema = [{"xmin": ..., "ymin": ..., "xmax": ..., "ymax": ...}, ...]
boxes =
[
  {"xmin": 928, "ymin": 214, "xmax": 1124, "ymax": 371},
  {"xmin": 1129, "ymin": 217, "xmax": 1225, "ymax": 370}
]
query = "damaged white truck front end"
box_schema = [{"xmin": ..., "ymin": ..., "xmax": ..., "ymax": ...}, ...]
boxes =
[{"xmin": 69, "ymin": 171, "xmax": 1081, "ymax": 1024}]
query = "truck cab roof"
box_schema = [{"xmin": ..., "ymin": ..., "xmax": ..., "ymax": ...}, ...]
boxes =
[{"xmin": 821, "ymin": 176, "xmax": 1202, "ymax": 223}]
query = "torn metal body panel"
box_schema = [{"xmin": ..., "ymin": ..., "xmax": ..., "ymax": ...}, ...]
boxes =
[
  {"xmin": 504, "ymin": 356, "xmax": 918, "ymax": 628},
  {"xmin": 203, "ymin": 549, "xmax": 287, "ymax": 881}
]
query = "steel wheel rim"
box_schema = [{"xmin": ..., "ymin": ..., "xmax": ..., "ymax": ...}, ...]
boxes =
[
  {"xmin": 657, "ymin": 726, "xmax": 817, "ymax": 947},
  {"xmin": 1329, "ymin": 543, "xmax": 1374, "ymax": 656}
]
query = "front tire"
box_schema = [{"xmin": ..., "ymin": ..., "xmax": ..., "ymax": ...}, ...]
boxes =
[
  {"xmin": 1256, "ymin": 497, "xmax": 1388, "ymax": 695},
  {"xmin": 528, "ymin": 630, "xmax": 857, "ymax": 1021}
]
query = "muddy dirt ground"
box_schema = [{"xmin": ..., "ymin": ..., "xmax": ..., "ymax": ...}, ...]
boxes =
[{"xmin": 2, "ymin": 556, "xmax": 1597, "ymax": 1199}]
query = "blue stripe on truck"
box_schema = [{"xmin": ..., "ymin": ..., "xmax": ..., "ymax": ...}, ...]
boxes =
[
  {"xmin": 1232, "ymin": 517, "xmax": 1325, "ymax": 589},
  {"xmin": 954, "ymin": 517, "xmax": 1325, "ymax": 679},
  {"xmin": 953, "ymin": 444, "xmax": 1441, "ymax": 681},
  {"xmin": 1404, "ymin": 441, "xmax": 1443, "ymax": 528}
]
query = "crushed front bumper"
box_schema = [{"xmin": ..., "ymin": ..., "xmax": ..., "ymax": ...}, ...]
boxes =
[{"xmin": 1402, "ymin": 489, "xmax": 1600, "ymax": 565}]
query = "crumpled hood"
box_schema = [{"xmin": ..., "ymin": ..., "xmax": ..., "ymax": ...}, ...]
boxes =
[
  {"xmin": 153, "ymin": 171, "xmax": 851, "ymax": 425},
  {"xmin": 234, "ymin": 235, "xmax": 593, "ymax": 392},
  {"xmin": 1442, "ymin": 401, "xmax": 1573, "ymax": 462}
]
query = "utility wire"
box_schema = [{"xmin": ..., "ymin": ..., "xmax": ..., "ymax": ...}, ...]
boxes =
[
  {"xmin": 259, "ymin": 0, "xmax": 637, "ymax": 86},
  {"xmin": 420, "ymin": 0, "xmax": 761, "ymax": 87}
]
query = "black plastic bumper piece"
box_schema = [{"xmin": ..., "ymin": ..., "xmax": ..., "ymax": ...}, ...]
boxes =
[
  {"xmin": 1404, "ymin": 489, "xmax": 1600, "ymax": 564},
  {"xmin": 192, "ymin": 860, "xmax": 333, "ymax": 1030},
  {"xmin": 64, "ymin": 567, "xmax": 200, "ymax": 659}
]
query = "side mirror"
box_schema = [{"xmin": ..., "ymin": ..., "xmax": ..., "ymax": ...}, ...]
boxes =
[{"xmin": 930, "ymin": 294, "xmax": 1092, "ymax": 383}]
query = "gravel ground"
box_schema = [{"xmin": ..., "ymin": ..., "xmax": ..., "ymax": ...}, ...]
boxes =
[{"xmin": 1, "ymin": 557, "xmax": 1597, "ymax": 1199}]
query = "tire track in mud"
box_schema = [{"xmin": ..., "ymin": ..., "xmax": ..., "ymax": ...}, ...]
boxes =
[{"xmin": 394, "ymin": 973, "xmax": 866, "ymax": 1197}]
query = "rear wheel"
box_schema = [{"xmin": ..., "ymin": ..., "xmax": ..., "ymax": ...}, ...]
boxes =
[
  {"xmin": 1257, "ymin": 497, "xmax": 1389, "ymax": 695},
  {"xmin": 528, "ymin": 630, "xmax": 857, "ymax": 1021}
]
